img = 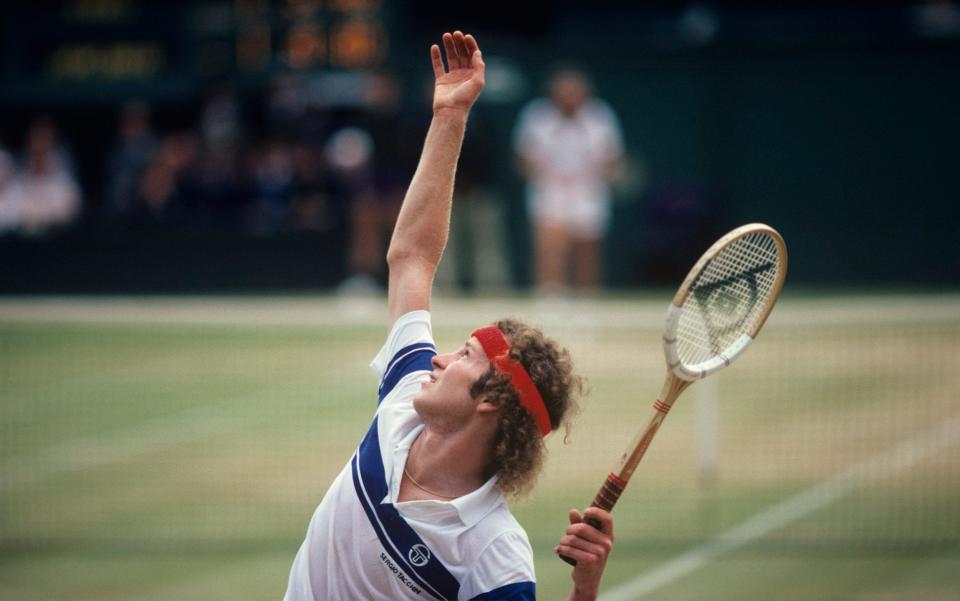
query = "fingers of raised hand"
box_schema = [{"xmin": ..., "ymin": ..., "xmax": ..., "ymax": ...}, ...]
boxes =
[
  {"xmin": 464, "ymin": 34, "xmax": 481, "ymax": 65},
  {"xmin": 453, "ymin": 31, "xmax": 470, "ymax": 66},
  {"xmin": 442, "ymin": 33, "xmax": 459, "ymax": 70},
  {"xmin": 430, "ymin": 44, "xmax": 444, "ymax": 79},
  {"xmin": 437, "ymin": 31, "xmax": 482, "ymax": 75}
]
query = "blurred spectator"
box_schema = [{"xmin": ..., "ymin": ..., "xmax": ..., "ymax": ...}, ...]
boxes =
[
  {"xmin": 290, "ymin": 141, "xmax": 337, "ymax": 232},
  {"xmin": 0, "ymin": 143, "xmax": 17, "ymax": 234},
  {"xmin": 105, "ymin": 101, "xmax": 158, "ymax": 218},
  {"xmin": 328, "ymin": 125, "xmax": 381, "ymax": 294},
  {"xmin": 513, "ymin": 67, "xmax": 624, "ymax": 295},
  {"xmin": 436, "ymin": 103, "xmax": 508, "ymax": 293},
  {"xmin": 335, "ymin": 72, "xmax": 415, "ymax": 295},
  {"xmin": 176, "ymin": 87, "xmax": 250, "ymax": 227},
  {"xmin": 10, "ymin": 118, "xmax": 82, "ymax": 236},
  {"xmin": 129, "ymin": 132, "xmax": 198, "ymax": 228},
  {"xmin": 181, "ymin": 144, "xmax": 249, "ymax": 227},
  {"xmin": 201, "ymin": 85, "xmax": 242, "ymax": 149},
  {"xmin": 266, "ymin": 74, "xmax": 308, "ymax": 139},
  {"xmin": 250, "ymin": 139, "xmax": 296, "ymax": 234}
]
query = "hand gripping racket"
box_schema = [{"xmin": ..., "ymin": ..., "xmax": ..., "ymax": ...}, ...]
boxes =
[{"xmin": 561, "ymin": 223, "xmax": 787, "ymax": 566}]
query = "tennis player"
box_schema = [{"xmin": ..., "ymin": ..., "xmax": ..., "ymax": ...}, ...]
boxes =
[{"xmin": 283, "ymin": 31, "xmax": 614, "ymax": 601}]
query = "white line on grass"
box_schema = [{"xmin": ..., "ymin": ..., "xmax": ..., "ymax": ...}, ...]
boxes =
[{"xmin": 598, "ymin": 413, "xmax": 960, "ymax": 601}]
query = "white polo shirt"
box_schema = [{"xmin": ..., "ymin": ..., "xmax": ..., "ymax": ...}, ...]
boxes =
[
  {"xmin": 283, "ymin": 310, "xmax": 537, "ymax": 601},
  {"xmin": 513, "ymin": 97, "xmax": 624, "ymax": 239}
]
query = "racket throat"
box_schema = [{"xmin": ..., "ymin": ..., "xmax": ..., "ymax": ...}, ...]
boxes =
[{"xmin": 613, "ymin": 375, "xmax": 691, "ymax": 483}]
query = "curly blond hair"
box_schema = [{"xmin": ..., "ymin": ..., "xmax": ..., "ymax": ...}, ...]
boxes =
[{"xmin": 471, "ymin": 318, "xmax": 584, "ymax": 497}]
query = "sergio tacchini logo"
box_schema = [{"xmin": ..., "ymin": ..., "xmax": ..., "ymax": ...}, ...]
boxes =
[{"xmin": 408, "ymin": 544, "xmax": 431, "ymax": 567}]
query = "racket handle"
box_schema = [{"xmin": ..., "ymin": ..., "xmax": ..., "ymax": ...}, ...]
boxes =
[
  {"xmin": 559, "ymin": 473, "xmax": 626, "ymax": 566},
  {"xmin": 590, "ymin": 472, "xmax": 627, "ymax": 513}
]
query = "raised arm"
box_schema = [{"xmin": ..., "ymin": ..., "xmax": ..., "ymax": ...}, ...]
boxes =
[{"xmin": 385, "ymin": 31, "xmax": 485, "ymax": 330}]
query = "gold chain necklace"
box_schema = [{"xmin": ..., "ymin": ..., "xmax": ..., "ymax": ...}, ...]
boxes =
[{"xmin": 403, "ymin": 466, "xmax": 458, "ymax": 500}]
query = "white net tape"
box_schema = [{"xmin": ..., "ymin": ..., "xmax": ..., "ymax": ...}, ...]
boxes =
[{"xmin": 675, "ymin": 231, "xmax": 781, "ymax": 367}]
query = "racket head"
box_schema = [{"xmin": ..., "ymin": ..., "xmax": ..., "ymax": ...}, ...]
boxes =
[{"xmin": 663, "ymin": 223, "xmax": 787, "ymax": 382}]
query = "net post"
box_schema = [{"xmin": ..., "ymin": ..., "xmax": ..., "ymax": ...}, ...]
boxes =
[{"xmin": 695, "ymin": 375, "xmax": 719, "ymax": 487}]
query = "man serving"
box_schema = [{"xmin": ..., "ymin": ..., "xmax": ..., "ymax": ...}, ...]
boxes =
[{"xmin": 284, "ymin": 31, "xmax": 615, "ymax": 601}]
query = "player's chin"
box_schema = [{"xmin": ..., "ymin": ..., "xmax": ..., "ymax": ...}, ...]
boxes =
[
  {"xmin": 413, "ymin": 385, "xmax": 444, "ymax": 416},
  {"xmin": 412, "ymin": 389, "xmax": 430, "ymax": 410}
]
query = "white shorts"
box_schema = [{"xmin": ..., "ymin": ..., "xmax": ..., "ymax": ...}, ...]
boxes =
[{"xmin": 527, "ymin": 183, "xmax": 611, "ymax": 240}]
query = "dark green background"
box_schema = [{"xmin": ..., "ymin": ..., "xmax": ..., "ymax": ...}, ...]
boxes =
[{"xmin": 3, "ymin": 3, "xmax": 957, "ymax": 290}]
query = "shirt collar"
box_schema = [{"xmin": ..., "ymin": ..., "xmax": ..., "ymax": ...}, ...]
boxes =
[
  {"xmin": 447, "ymin": 473, "xmax": 503, "ymax": 527},
  {"xmin": 392, "ymin": 425, "xmax": 504, "ymax": 528}
]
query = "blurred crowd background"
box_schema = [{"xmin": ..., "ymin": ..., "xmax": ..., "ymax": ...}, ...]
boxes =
[{"xmin": 1, "ymin": 1, "xmax": 958, "ymax": 293}]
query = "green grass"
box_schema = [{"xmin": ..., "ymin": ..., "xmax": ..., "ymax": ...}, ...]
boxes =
[{"xmin": 1, "ymin": 297, "xmax": 958, "ymax": 600}]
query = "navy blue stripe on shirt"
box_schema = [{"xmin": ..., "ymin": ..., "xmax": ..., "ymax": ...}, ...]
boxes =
[
  {"xmin": 351, "ymin": 419, "xmax": 461, "ymax": 601},
  {"xmin": 470, "ymin": 581, "xmax": 536, "ymax": 600},
  {"xmin": 378, "ymin": 342, "xmax": 436, "ymax": 403}
]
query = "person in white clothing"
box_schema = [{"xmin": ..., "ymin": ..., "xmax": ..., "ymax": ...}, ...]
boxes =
[
  {"xmin": 284, "ymin": 32, "xmax": 614, "ymax": 601},
  {"xmin": 513, "ymin": 67, "xmax": 624, "ymax": 294},
  {"xmin": 8, "ymin": 118, "xmax": 82, "ymax": 236}
]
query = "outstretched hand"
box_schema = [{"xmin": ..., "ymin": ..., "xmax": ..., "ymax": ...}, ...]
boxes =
[
  {"xmin": 431, "ymin": 31, "xmax": 485, "ymax": 115},
  {"xmin": 557, "ymin": 507, "xmax": 614, "ymax": 601}
]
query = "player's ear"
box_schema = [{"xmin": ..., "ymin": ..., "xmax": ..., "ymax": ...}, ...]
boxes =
[{"xmin": 475, "ymin": 398, "xmax": 499, "ymax": 415}]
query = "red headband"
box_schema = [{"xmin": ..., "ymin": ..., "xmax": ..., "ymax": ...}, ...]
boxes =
[{"xmin": 471, "ymin": 325, "xmax": 552, "ymax": 437}]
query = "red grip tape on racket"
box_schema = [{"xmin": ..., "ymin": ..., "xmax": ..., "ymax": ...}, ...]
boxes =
[{"xmin": 558, "ymin": 472, "xmax": 625, "ymax": 566}]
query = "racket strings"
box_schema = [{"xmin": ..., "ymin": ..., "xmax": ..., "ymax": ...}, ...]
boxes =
[{"xmin": 676, "ymin": 232, "xmax": 781, "ymax": 366}]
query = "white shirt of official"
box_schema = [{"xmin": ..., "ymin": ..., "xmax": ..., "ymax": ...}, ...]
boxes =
[
  {"xmin": 283, "ymin": 311, "xmax": 537, "ymax": 601},
  {"xmin": 513, "ymin": 97, "xmax": 624, "ymax": 238}
]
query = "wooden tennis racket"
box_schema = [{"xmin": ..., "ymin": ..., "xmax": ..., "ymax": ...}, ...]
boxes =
[{"xmin": 561, "ymin": 223, "xmax": 788, "ymax": 565}]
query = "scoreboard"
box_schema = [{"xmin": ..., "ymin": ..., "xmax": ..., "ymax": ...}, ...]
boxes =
[{"xmin": 1, "ymin": 0, "xmax": 389, "ymax": 104}]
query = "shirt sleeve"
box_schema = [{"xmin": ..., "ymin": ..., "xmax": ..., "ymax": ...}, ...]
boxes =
[
  {"xmin": 369, "ymin": 310, "xmax": 436, "ymax": 404},
  {"xmin": 469, "ymin": 582, "xmax": 536, "ymax": 600},
  {"xmin": 462, "ymin": 530, "xmax": 537, "ymax": 601},
  {"xmin": 512, "ymin": 100, "xmax": 544, "ymax": 160},
  {"xmin": 595, "ymin": 100, "xmax": 625, "ymax": 161}
]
